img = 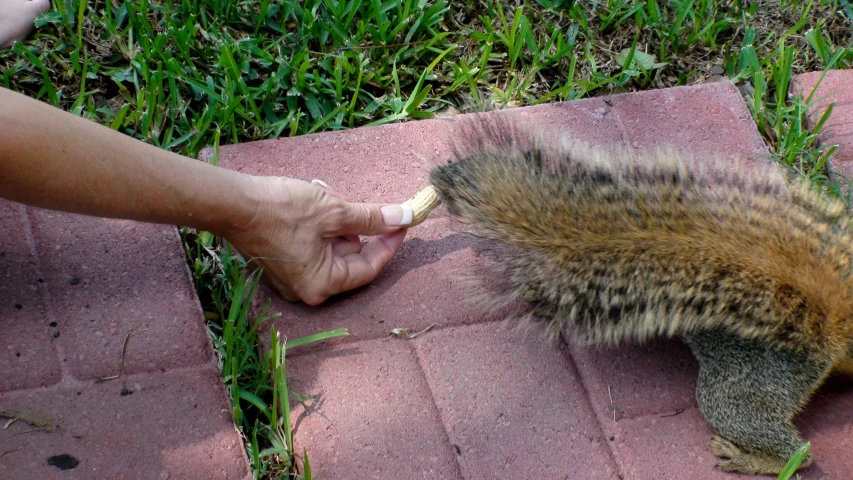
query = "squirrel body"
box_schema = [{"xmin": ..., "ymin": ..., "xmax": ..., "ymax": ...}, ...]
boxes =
[{"xmin": 427, "ymin": 116, "xmax": 853, "ymax": 475}]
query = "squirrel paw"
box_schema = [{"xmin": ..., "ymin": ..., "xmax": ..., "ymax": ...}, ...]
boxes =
[{"xmin": 711, "ymin": 436, "xmax": 811, "ymax": 475}]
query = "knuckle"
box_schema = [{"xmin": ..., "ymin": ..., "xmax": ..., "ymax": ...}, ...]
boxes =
[
  {"xmin": 301, "ymin": 290, "xmax": 329, "ymax": 306},
  {"xmin": 325, "ymin": 201, "xmax": 350, "ymax": 227},
  {"xmin": 297, "ymin": 279, "xmax": 332, "ymax": 306}
]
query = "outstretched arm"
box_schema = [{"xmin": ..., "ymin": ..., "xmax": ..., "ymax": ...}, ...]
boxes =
[
  {"xmin": 0, "ymin": 87, "xmax": 409, "ymax": 304},
  {"xmin": 0, "ymin": 87, "xmax": 261, "ymax": 233}
]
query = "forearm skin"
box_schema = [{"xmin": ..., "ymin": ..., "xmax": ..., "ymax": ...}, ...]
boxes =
[{"xmin": 0, "ymin": 87, "xmax": 259, "ymax": 237}]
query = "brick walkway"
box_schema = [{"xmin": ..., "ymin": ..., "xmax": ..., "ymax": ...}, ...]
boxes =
[
  {"xmin": 213, "ymin": 77, "xmax": 853, "ymax": 479},
  {"xmin": 2, "ymin": 72, "xmax": 851, "ymax": 479}
]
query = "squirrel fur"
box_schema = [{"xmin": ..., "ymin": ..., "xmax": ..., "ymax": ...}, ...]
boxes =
[{"xmin": 428, "ymin": 114, "xmax": 853, "ymax": 475}]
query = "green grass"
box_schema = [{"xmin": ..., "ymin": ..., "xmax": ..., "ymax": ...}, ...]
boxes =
[
  {"xmin": 776, "ymin": 442, "xmax": 811, "ymax": 480},
  {"xmin": 186, "ymin": 237, "xmax": 348, "ymax": 477},
  {"xmin": 2, "ymin": 0, "xmax": 852, "ymax": 478}
]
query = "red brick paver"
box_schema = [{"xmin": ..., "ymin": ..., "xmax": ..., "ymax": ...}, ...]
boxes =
[
  {"xmin": 0, "ymin": 207, "xmax": 250, "ymax": 479},
  {"xmin": 211, "ymin": 80, "xmax": 853, "ymax": 479},
  {"xmin": 0, "ymin": 368, "xmax": 246, "ymax": 479},
  {"xmin": 414, "ymin": 323, "xmax": 619, "ymax": 480},
  {"xmin": 27, "ymin": 209, "xmax": 212, "ymax": 380},
  {"xmin": 288, "ymin": 339, "xmax": 463, "ymax": 479}
]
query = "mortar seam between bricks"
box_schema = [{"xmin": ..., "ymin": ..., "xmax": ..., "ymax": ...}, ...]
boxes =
[
  {"xmin": 285, "ymin": 316, "xmax": 510, "ymax": 360},
  {"xmin": 558, "ymin": 339, "xmax": 626, "ymax": 479},
  {"xmin": 598, "ymin": 84, "xmax": 774, "ymax": 478},
  {"xmin": 21, "ymin": 205, "xmax": 72, "ymax": 385},
  {"xmin": 614, "ymin": 405, "xmax": 704, "ymax": 425},
  {"xmin": 0, "ymin": 362, "xmax": 222, "ymax": 399},
  {"xmin": 408, "ymin": 337, "xmax": 468, "ymax": 479},
  {"xmin": 567, "ymin": 95, "xmax": 641, "ymax": 477},
  {"xmin": 590, "ymin": 92, "xmax": 686, "ymax": 478},
  {"xmin": 599, "ymin": 91, "xmax": 664, "ymax": 474}
]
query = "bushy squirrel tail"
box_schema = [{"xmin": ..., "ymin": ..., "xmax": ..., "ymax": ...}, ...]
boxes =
[{"xmin": 428, "ymin": 114, "xmax": 853, "ymax": 349}]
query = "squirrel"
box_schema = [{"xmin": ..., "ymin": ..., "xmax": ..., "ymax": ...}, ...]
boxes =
[{"xmin": 413, "ymin": 113, "xmax": 853, "ymax": 476}]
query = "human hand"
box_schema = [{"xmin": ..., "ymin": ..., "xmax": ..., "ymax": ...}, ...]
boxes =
[{"xmin": 224, "ymin": 176, "xmax": 410, "ymax": 305}]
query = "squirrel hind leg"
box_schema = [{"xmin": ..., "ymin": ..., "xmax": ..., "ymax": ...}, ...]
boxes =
[
  {"xmin": 682, "ymin": 328, "xmax": 831, "ymax": 475},
  {"xmin": 709, "ymin": 435, "xmax": 810, "ymax": 475}
]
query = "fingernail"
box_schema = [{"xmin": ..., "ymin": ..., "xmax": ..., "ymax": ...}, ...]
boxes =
[
  {"xmin": 311, "ymin": 179, "xmax": 332, "ymax": 190},
  {"xmin": 381, "ymin": 204, "xmax": 413, "ymax": 226}
]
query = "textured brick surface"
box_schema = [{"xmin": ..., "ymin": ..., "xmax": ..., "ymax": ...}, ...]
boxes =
[
  {"xmin": 27, "ymin": 209, "xmax": 213, "ymax": 380},
  {"xmin": 0, "ymin": 367, "xmax": 249, "ymax": 480},
  {"xmin": 0, "ymin": 201, "xmax": 60, "ymax": 392},
  {"xmin": 791, "ymin": 69, "xmax": 853, "ymax": 185},
  {"xmin": 414, "ymin": 323, "xmax": 620, "ymax": 480},
  {"xmin": 606, "ymin": 408, "xmax": 740, "ymax": 479},
  {"xmin": 606, "ymin": 396, "xmax": 853, "ymax": 480},
  {"xmin": 797, "ymin": 382, "xmax": 853, "ymax": 479},
  {"xmin": 1, "ymin": 202, "xmax": 249, "ymax": 478},
  {"xmin": 568, "ymin": 340, "xmax": 698, "ymax": 421},
  {"xmin": 611, "ymin": 81, "xmax": 770, "ymax": 164},
  {"xmin": 204, "ymin": 79, "xmax": 853, "ymax": 480},
  {"xmin": 287, "ymin": 339, "xmax": 463, "ymax": 479}
]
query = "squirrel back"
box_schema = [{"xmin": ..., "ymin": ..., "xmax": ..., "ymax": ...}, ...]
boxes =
[{"xmin": 429, "ymin": 115, "xmax": 853, "ymax": 359}]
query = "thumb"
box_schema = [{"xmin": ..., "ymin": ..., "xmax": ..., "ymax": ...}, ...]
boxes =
[{"xmin": 328, "ymin": 201, "xmax": 413, "ymax": 236}]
